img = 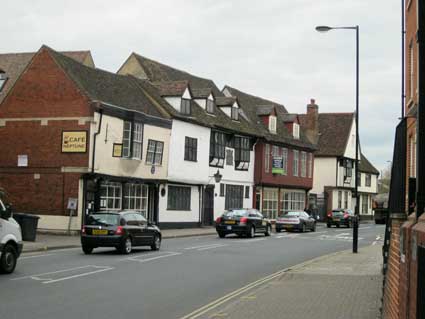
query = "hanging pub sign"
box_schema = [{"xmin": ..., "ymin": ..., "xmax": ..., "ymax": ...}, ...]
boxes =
[
  {"xmin": 112, "ymin": 143, "xmax": 123, "ymax": 157},
  {"xmin": 272, "ymin": 156, "xmax": 285, "ymax": 175},
  {"xmin": 61, "ymin": 131, "xmax": 87, "ymax": 153}
]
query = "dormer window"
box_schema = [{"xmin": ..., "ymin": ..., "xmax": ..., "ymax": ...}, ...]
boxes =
[
  {"xmin": 181, "ymin": 98, "xmax": 191, "ymax": 115},
  {"xmin": 269, "ymin": 116, "xmax": 277, "ymax": 133},
  {"xmin": 0, "ymin": 71, "xmax": 7, "ymax": 92},
  {"xmin": 293, "ymin": 123, "xmax": 300, "ymax": 139},
  {"xmin": 231, "ymin": 107, "xmax": 239, "ymax": 121},
  {"xmin": 206, "ymin": 99, "xmax": 215, "ymax": 114}
]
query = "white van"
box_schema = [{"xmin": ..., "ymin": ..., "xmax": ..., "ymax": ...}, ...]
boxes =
[{"xmin": 0, "ymin": 199, "xmax": 23, "ymax": 274}]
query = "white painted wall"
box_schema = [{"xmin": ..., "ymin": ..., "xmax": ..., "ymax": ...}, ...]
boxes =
[
  {"xmin": 311, "ymin": 157, "xmax": 337, "ymax": 195},
  {"xmin": 343, "ymin": 118, "xmax": 357, "ymax": 159},
  {"xmin": 337, "ymin": 163, "xmax": 356, "ymax": 188},
  {"xmin": 168, "ymin": 120, "xmax": 210, "ymax": 184},
  {"xmin": 93, "ymin": 113, "xmax": 170, "ymax": 180},
  {"xmin": 220, "ymin": 106, "xmax": 231, "ymax": 117},
  {"xmin": 194, "ymin": 99, "xmax": 206, "ymax": 109},
  {"xmin": 358, "ymin": 173, "xmax": 378, "ymax": 194},
  {"xmin": 158, "ymin": 184, "xmax": 200, "ymax": 223},
  {"xmin": 209, "ymin": 146, "xmax": 255, "ymax": 218}
]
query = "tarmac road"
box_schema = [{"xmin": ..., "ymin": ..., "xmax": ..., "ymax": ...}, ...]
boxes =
[{"xmin": 0, "ymin": 223, "xmax": 385, "ymax": 319}]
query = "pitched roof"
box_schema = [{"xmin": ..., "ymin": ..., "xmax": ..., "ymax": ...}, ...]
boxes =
[
  {"xmin": 215, "ymin": 96, "xmax": 237, "ymax": 107},
  {"xmin": 282, "ymin": 114, "xmax": 298, "ymax": 122},
  {"xmin": 0, "ymin": 50, "xmax": 93, "ymax": 104},
  {"xmin": 152, "ymin": 80, "xmax": 189, "ymax": 97},
  {"xmin": 299, "ymin": 112, "xmax": 354, "ymax": 157},
  {"xmin": 224, "ymin": 86, "xmax": 315, "ymax": 150},
  {"xmin": 359, "ymin": 153, "xmax": 379, "ymax": 175},
  {"xmin": 131, "ymin": 53, "xmax": 224, "ymax": 97},
  {"xmin": 256, "ymin": 105, "xmax": 275, "ymax": 116},
  {"xmin": 45, "ymin": 47, "xmax": 169, "ymax": 119},
  {"xmin": 191, "ymin": 87, "xmax": 212, "ymax": 99}
]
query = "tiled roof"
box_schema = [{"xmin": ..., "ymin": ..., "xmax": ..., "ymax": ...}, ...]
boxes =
[
  {"xmin": 0, "ymin": 50, "xmax": 93, "ymax": 104},
  {"xmin": 191, "ymin": 88, "xmax": 212, "ymax": 99},
  {"xmin": 299, "ymin": 112, "xmax": 354, "ymax": 157},
  {"xmin": 215, "ymin": 96, "xmax": 236, "ymax": 107},
  {"xmin": 46, "ymin": 47, "xmax": 170, "ymax": 119},
  {"xmin": 359, "ymin": 153, "xmax": 379, "ymax": 175},
  {"xmin": 224, "ymin": 86, "xmax": 315, "ymax": 150},
  {"xmin": 132, "ymin": 53, "xmax": 224, "ymax": 97},
  {"xmin": 282, "ymin": 114, "xmax": 298, "ymax": 122},
  {"xmin": 256, "ymin": 105, "xmax": 274, "ymax": 116},
  {"xmin": 152, "ymin": 80, "xmax": 189, "ymax": 97}
]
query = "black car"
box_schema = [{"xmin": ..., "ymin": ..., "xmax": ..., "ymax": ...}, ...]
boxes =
[
  {"xmin": 275, "ymin": 211, "xmax": 316, "ymax": 232},
  {"xmin": 326, "ymin": 209, "xmax": 354, "ymax": 228},
  {"xmin": 215, "ymin": 209, "xmax": 272, "ymax": 238},
  {"xmin": 81, "ymin": 211, "xmax": 161, "ymax": 254}
]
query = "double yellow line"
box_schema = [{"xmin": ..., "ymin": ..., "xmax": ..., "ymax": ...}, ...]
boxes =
[{"xmin": 179, "ymin": 267, "xmax": 290, "ymax": 319}]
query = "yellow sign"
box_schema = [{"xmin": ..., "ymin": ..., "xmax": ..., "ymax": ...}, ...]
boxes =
[
  {"xmin": 113, "ymin": 143, "xmax": 123, "ymax": 157},
  {"xmin": 62, "ymin": 131, "xmax": 87, "ymax": 153}
]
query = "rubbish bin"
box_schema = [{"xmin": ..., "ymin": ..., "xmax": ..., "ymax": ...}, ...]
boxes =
[{"xmin": 13, "ymin": 213, "xmax": 40, "ymax": 241}]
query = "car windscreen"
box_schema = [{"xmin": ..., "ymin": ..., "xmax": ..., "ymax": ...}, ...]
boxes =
[
  {"xmin": 86, "ymin": 213, "xmax": 119, "ymax": 226},
  {"xmin": 224, "ymin": 210, "xmax": 248, "ymax": 218},
  {"xmin": 282, "ymin": 212, "xmax": 300, "ymax": 218}
]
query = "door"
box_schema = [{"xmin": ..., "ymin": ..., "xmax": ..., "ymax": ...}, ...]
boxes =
[
  {"xmin": 225, "ymin": 185, "xmax": 244, "ymax": 210},
  {"xmin": 136, "ymin": 214, "xmax": 155, "ymax": 245},
  {"xmin": 203, "ymin": 186, "xmax": 214, "ymax": 226},
  {"xmin": 124, "ymin": 214, "xmax": 142, "ymax": 245}
]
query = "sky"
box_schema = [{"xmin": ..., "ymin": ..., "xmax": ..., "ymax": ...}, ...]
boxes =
[{"xmin": 2, "ymin": 0, "xmax": 402, "ymax": 173}]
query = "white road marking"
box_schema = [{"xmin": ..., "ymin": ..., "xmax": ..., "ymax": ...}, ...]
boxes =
[
  {"xmin": 184, "ymin": 244, "xmax": 224, "ymax": 250},
  {"xmin": 197, "ymin": 244, "xmax": 227, "ymax": 251},
  {"xmin": 20, "ymin": 254, "xmax": 55, "ymax": 260},
  {"xmin": 42, "ymin": 267, "xmax": 113, "ymax": 284},
  {"xmin": 235, "ymin": 238, "xmax": 267, "ymax": 243},
  {"xmin": 126, "ymin": 251, "xmax": 182, "ymax": 263},
  {"xmin": 11, "ymin": 265, "xmax": 113, "ymax": 284}
]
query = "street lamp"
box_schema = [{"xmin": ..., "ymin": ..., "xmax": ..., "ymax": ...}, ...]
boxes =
[{"xmin": 316, "ymin": 25, "xmax": 360, "ymax": 253}]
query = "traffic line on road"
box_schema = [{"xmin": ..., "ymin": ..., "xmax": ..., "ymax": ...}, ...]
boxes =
[
  {"xmin": 20, "ymin": 253, "xmax": 55, "ymax": 260},
  {"xmin": 197, "ymin": 244, "xmax": 227, "ymax": 251},
  {"xmin": 184, "ymin": 244, "xmax": 225, "ymax": 250},
  {"xmin": 11, "ymin": 265, "xmax": 113, "ymax": 284},
  {"xmin": 234, "ymin": 238, "xmax": 267, "ymax": 244},
  {"xmin": 126, "ymin": 251, "xmax": 182, "ymax": 263},
  {"xmin": 179, "ymin": 267, "xmax": 290, "ymax": 319}
]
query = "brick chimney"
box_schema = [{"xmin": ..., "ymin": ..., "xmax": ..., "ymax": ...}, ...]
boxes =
[{"xmin": 304, "ymin": 98, "xmax": 319, "ymax": 144}]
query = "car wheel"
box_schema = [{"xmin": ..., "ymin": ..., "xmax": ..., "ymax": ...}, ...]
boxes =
[
  {"xmin": 218, "ymin": 232, "xmax": 226, "ymax": 238},
  {"xmin": 265, "ymin": 225, "xmax": 271, "ymax": 236},
  {"xmin": 276, "ymin": 228, "xmax": 281, "ymax": 233},
  {"xmin": 248, "ymin": 226, "xmax": 255, "ymax": 238},
  {"xmin": 119, "ymin": 237, "xmax": 132, "ymax": 254},
  {"xmin": 151, "ymin": 235, "xmax": 161, "ymax": 251},
  {"xmin": 82, "ymin": 245, "xmax": 93, "ymax": 255},
  {"xmin": 327, "ymin": 224, "xmax": 331, "ymax": 228},
  {"xmin": 311, "ymin": 223, "xmax": 316, "ymax": 232},
  {"xmin": 0, "ymin": 244, "xmax": 17, "ymax": 274}
]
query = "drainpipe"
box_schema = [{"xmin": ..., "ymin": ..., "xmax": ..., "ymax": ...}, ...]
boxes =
[
  {"xmin": 401, "ymin": 0, "xmax": 406, "ymax": 118},
  {"xmin": 92, "ymin": 109, "xmax": 103, "ymax": 174}
]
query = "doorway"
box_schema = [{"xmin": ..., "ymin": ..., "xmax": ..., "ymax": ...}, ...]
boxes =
[{"xmin": 203, "ymin": 186, "xmax": 214, "ymax": 226}]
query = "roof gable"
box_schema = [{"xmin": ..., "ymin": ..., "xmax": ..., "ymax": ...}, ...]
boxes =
[{"xmin": 359, "ymin": 153, "xmax": 379, "ymax": 175}]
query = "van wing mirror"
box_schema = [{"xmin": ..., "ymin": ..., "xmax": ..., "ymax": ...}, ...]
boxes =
[{"xmin": 1, "ymin": 204, "xmax": 12, "ymax": 220}]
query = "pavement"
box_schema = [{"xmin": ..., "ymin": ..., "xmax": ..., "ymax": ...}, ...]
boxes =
[
  {"xmin": 193, "ymin": 244, "xmax": 383, "ymax": 319},
  {"xmin": 22, "ymin": 227, "xmax": 217, "ymax": 252}
]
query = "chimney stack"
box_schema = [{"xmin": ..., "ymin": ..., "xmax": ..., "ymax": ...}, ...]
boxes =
[{"xmin": 305, "ymin": 98, "xmax": 319, "ymax": 144}]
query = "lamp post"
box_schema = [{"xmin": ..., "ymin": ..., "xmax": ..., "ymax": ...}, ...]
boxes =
[{"xmin": 316, "ymin": 25, "xmax": 360, "ymax": 253}]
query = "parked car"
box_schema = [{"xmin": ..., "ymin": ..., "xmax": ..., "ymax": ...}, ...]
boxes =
[
  {"xmin": 326, "ymin": 209, "xmax": 354, "ymax": 228},
  {"xmin": 0, "ymin": 198, "xmax": 23, "ymax": 274},
  {"xmin": 275, "ymin": 211, "xmax": 316, "ymax": 232},
  {"xmin": 81, "ymin": 211, "xmax": 161, "ymax": 254},
  {"xmin": 215, "ymin": 209, "xmax": 272, "ymax": 238}
]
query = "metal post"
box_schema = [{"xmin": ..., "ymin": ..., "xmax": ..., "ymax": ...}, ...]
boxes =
[
  {"xmin": 417, "ymin": 0, "xmax": 425, "ymax": 219},
  {"xmin": 353, "ymin": 26, "xmax": 360, "ymax": 253}
]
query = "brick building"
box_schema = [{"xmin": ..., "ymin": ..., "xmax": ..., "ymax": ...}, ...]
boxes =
[{"xmin": 0, "ymin": 46, "xmax": 172, "ymax": 231}]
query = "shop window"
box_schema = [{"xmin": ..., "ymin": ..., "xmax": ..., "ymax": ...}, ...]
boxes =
[
  {"xmin": 123, "ymin": 184, "xmax": 148, "ymax": 218},
  {"xmin": 167, "ymin": 185, "xmax": 191, "ymax": 210},
  {"xmin": 280, "ymin": 190, "xmax": 305, "ymax": 213},
  {"xmin": 146, "ymin": 140, "xmax": 164, "ymax": 165},
  {"xmin": 100, "ymin": 182, "xmax": 122, "ymax": 210},
  {"xmin": 263, "ymin": 189, "xmax": 278, "ymax": 219}
]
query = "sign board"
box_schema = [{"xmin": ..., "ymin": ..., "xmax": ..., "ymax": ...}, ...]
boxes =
[
  {"xmin": 272, "ymin": 156, "xmax": 285, "ymax": 175},
  {"xmin": 112, "ymin": 143, "xmax": 123, "ymax": 157},
  {"xmin": 67, "ymin": 198, "xmax": 78, "ymax": 211},
  {"xmin": 17, "ymin": 155, "xmax": 28, "ymax": 167},
  {"xmin": 62, "ymin": 131, "xmax": 87, "ymax": 153}
]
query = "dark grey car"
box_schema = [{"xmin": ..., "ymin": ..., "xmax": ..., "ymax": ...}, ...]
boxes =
[{"xmin": 275, "ymin": 211, "xmax": 316, "ymax": 232}]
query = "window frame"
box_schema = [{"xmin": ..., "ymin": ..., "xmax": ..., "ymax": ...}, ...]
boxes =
[
  {"xmin": 234, "ymin": 136, "xmax": 250, "ymax": 168},
  {"xmin": 146, "ymin": 139, "xmax": 164, "ymax": 165},
  {"xmin": 269, "ymin": 116, "xmax": 277, "ymax": 133},
  {"xmin": 245, "ymin": 186, "xmax": 250, "ymax": 199},
  {"xmin": 293, "ymin": 123, "xmax": 300, "ymax": 139},
  {"xmin": 282, "ymin": 148, "xmax": 288, "ymax": 176},
  {"xmin": 99, "ymin": 182, "xmax": 122, "ymax": 211},
  {"xmin": 265, "ymin": 144, "xmax": 270, "ymax": 173},
  {"xmin": 181, "ymin": 98, "xmax": 191, "ymax": 115},
  {"xmin": 123, "ymin": 183, "xmax": 149, "ymax": 218},
  {"xmin": 231, "ymin": 107, "xmax": 239, "ymax": 121},
  {"xmin": 301, "ymin": 151, "xmax": 307, "ymax": 177},
  {"xmin": 122, "ymin": 120, "xmax": 143, "ymax": 159},
  {"xmin": 209, "ymin": 131, "xmax": 226, "ymax": 167},
  {"xmin": 0, "ymin": 71, "xmax": 7, "ymax": 92},
  {"xmin": 365, "ymin": 174, "xmax": 372, "ymax": 187},
  {"xmin": 206, "ymin": 99, "xmax": 215, "ymax": 114},
  {"xmin": 293, "ymin": 150, "xmax": 299, "ymax": 176},
  {"xmin": 167, "ymin": 185, "xmax": 191, "ymax": 211},
  {"xmin": 184, "ymin": 136, "xmax": 198, "ymax": 162}
]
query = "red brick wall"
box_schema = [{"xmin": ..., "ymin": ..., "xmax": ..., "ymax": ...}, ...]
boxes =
[
  {"xmin": 0, "ymin": 47, "xmax": 92, "ymax": 216},
  {"xmin": 254, "ymin": 141, "xmax": 313, "ymax": 189},
  {"xmin": 383, "ymin": 220, "xmax": 402, "ymax": 319}
]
